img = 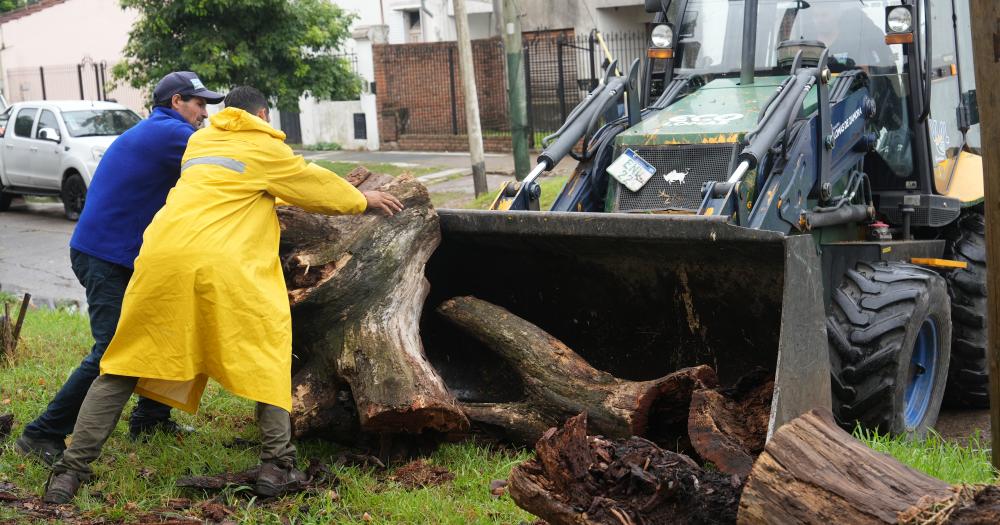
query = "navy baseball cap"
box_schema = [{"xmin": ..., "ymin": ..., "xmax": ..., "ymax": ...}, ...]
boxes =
[{"xmin": 153, "ymin": 71, "xmax": 224, "ymax": 105}]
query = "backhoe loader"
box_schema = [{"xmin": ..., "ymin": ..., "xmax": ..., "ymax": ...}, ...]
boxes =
[{"xmin": 423, "ymin": 0, "xmax": 986, "ymax": 438}]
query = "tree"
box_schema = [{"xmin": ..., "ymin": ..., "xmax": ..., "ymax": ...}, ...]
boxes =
[
  {"xmin": 114, "ymin": 0, "xmax": 360, "ymax": 112},
  {"xmin": 0, "ymin": 1, "xmax": 27, "ymax": 14}
]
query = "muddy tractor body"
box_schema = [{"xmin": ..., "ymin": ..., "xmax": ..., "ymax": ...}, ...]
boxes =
[{"xmin": 425, "ymin": 0, "xmax": 986, "ymax": 437}]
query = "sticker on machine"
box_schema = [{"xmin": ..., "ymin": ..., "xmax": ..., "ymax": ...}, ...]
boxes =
[{"xmin": 607, "ymin": 148, "xmax": 656, "ymax": 192}]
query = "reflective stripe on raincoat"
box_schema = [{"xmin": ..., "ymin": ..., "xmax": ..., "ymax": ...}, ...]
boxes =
[{"xmin": 99, "ymin": 107, "xmax": 367, "ymax": 412}]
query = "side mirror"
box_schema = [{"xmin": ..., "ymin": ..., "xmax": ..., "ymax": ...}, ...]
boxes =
[
  {"xmin": 960, "ymin": 90, "xmax": 979, "ymax": 127},
  {"xmin": 38, "ymin": 127, "xmax": 60, "ymax": 142}
]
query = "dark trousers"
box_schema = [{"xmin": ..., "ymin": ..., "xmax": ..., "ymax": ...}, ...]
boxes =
[{"xmin": 22, "ymin": 249, "xmax": 172, "ymax": 441}]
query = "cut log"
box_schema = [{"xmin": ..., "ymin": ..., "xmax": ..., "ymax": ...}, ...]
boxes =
[
  {"xmin": 737, "ymin": 409, "xmax": 953, "ymax": 524},
  {"xmin": 436, "ymin": 296, "xmax": 718, "ymax": 444},
  {"xmin": 508, "ymin": 412, "xmax": 743, "ymax": 525},
  {"xmin": 281, "ymin": 170, "xmax": 468, "ymax": 436}
]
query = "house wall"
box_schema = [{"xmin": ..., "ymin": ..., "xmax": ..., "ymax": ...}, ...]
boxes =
[
  {"xmin": 0, "ymin": 0, "xmax": 140, "ymax": 108},
  {"xmin": 299, "ymin": 98, "xmax": 369, "ymax": 150},
  {"xmin": 0, "ymin": 0, "xmax": 134, "ymax": 69}
]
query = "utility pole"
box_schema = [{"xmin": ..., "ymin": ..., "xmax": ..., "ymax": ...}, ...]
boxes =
[
  {"xmin": 452, "ymin": 0, "xmax": 488, "ymax": 196},
  {"xmin": 969, "ymin": 0, "xmax": 1000, "ymax": 470},
  {"xmin": 500, "ymin": 0, "xmax": 530, "ymax": 180}
]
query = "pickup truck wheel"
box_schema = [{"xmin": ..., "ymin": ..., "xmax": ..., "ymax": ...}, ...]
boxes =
[
  {"xmin": 0, "ymin": 192, "xmax": 13, "ymax": 211},
  {"xmin": 827, "ymin": 261, "xmax": 952, "ymax": 437},
  {"xmin": 61, "ymin": 173, "xmax": 86, "ymax": 221}
]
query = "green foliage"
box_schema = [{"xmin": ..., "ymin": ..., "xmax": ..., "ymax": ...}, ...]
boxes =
[
  {"xmin": 114, "ymin": 0, "xmax": 361, "ymax": 112},
  {"xmin": 0, "ymin": 1, "xmax": 24, "ymax": 14},
  {"xmin": 303, "ymin": 141, "xmax": 342, "ymax": 151},
  {"xmin": 855, "ymin": 426, "xmax": 997, "ymax": 485}
]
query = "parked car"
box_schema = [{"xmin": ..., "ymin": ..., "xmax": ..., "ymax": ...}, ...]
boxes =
[{"xmin": 0, "ymin": 100, "xmax": 142, "ymax": 220}]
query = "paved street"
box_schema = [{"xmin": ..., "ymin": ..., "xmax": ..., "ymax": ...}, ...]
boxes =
[{"xmin": 0, "ymin": 200, "xmax": 84, "ymax": 307}]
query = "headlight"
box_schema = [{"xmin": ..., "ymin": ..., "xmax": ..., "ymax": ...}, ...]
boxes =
[
  {"xmin": 887, "ymin": 6, "xmax": 912, "ymax": 33},
  {"xmin": 91, "ymin": 146, "xmax": 106, "ymax": 161},
  {"xmin": 651, "ymin": 24, "xmax": 673, "ymax": 48}
]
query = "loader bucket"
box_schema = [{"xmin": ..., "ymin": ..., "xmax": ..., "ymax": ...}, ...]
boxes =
[{"xmin": 421, "ymin": 210, "xmax": 832, "ymax": 437}]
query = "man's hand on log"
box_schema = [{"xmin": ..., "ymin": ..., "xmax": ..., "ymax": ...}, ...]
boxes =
[{"xmin": 363, "ymin": 191, "xmax": 404, "ymax": 216}]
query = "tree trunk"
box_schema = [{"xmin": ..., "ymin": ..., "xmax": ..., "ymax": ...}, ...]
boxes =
[
  {"xmin": 436, "ymin": 295, "xmax": 718, "ymax": 444},
  {"xmin": 737, "ymin": 409, "xmax": 953, "ymax": 524},
  {"xmin": 281, "ymin": 170, "xmax": 468, "ymax": 437}
]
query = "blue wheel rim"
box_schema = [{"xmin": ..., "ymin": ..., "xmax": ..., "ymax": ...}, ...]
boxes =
[{"xmin": 904, "ymin": 318, "xmax": 938, "ymax": 429}]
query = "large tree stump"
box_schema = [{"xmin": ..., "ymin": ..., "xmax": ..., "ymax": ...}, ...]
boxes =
[
  {"xmin": 281, "ymin": 170, "xmax": 468, "ymax": 437},
  {"xmin": 737, "ymin": 409, "xmax": 953, "ymax": 524},
  {"xmin": 437, "ymin": 296, "xmax": 718, "ymax": 444}
]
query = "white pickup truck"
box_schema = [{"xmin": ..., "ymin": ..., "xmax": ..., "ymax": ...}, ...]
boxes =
[{"xmin": 0, "ymin": 100, "xmax": 142, "ymax": 220}]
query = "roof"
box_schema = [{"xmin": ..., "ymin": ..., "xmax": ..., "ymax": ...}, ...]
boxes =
[
  {"xmin": 0, "ymin": 0, "xmax": 70, "ymax": 25},
  {"xmin": 9, "ymin": 99, "xmax": 131, "ymax": 111}
]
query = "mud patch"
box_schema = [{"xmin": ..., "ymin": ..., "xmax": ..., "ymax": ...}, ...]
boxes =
[
  {"xmin": 389, "ymin": 459, "xmax": 455, "ymax": 489},
  {"xmin": 0, "ymin": 413, "xmax": 12, "ymax": 440}
]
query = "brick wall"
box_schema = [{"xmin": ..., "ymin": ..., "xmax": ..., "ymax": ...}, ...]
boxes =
[{"xmin": 374, "ymin": 37, "xmax": 509, "ymax": 152}]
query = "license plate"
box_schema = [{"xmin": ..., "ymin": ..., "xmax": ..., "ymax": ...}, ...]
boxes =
[{"xmin": 607, "ymin": 148, "xmax": 656, "ymax": 192}]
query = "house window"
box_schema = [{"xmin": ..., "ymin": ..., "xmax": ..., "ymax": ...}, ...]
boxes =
[
  {"xmin": 354, "ymin": 113, "xmax": 367, "ymax": 140},
  {"xmin": 405, "ymin": 9, "xmax": 422, "ymax": 42}
]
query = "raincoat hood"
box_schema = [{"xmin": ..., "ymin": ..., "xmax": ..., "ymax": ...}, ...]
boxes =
[{"xmin": 210, "ymin": 107, "xmax": 285, "ymax": 140}]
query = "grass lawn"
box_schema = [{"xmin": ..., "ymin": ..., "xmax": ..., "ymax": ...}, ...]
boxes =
[
  {"xmin": 1, "ymin": 295, "xmax": 996, "ymax": 523},
  {"xmin": 313, "ymin": 160, "xmax": 443, "ymax": 179},
  {"xmin": 450, "ymin": 175, "xmax": 569, "ymax": 211},
  {"xmin": 0, "ymin": 297, "xmax": 533, "ymax": 524},
  {"xmin": 856, "ymin": 428, "xmax": 996, "ymax": 485}
]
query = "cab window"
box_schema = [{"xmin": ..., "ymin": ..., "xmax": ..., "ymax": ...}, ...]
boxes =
[
  {"xmin": 13, "ymin": 107, "xmax": 38, "ymax": 138},
  {"xmin": 35, "ymin": 110, "xmax": 59, "ymax": 140}
]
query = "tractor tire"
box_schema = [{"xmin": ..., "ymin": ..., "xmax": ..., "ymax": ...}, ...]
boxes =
[
  {"xmin": 944, "ymin": 209, "xmax": 989, "ymax": 408},
  {"xmin": 827, "ymin": 261, "xmax": 951, "ymax": 436}
]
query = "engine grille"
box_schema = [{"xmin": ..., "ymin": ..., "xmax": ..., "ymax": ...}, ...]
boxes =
[{"xmin": 610, "ymin": 144, "xmax": 739, "ymax": 212}]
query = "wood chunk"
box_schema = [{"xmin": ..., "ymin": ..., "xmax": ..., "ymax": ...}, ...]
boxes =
[
  {"xmin": 688, "ymin": 379, "xmax": 773, "ymax": 478},
  {"xmin": 281, "ymin": 174, "xmax": 468, "ymax": 437},
  {"xmin": 737, "ymin": 409, "xmax": 953, "ymax": 524},
  {"xmin": 437, "ymin": 296, "xmax": 718, "ymax": 444}
]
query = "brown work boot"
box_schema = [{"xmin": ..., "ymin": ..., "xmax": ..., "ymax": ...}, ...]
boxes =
[
  {"xmin": 254, "ymin": 462, "xmax": 308, "ymax": 497},
  {"xmin": 42, "ymin": 470, "xmax": 83, "ymax": 504}
]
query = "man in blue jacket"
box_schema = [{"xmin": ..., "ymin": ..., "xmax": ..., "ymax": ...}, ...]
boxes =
[{"xmin": 15, "ymin": 72, "xmax": 225, "ymax": 464}]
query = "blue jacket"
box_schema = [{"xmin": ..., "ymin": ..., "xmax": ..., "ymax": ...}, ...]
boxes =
[{"xmin": 70, "ymin": 107, "xmax": 194, "ymax": 268}]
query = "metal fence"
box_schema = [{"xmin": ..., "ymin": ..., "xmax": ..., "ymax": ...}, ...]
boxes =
[
  {"xmin": 524, "ymin": 30, "xmax": 648, "ymax": 145},
  {"xmin": 6, "ymin": 61, "xmax": 149, "ymax": 115},
  {"xmin": 375, "ymin": 30, "xmax": 649, "ymax": 147}
]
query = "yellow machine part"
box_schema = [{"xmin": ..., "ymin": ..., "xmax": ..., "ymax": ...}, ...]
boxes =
[{"xmin": 934, "ymin": 150, "xmax": 984, "ymax": 204}]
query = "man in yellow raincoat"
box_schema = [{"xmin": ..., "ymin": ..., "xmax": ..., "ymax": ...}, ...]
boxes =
[{"xmin": 43, "ymin": 86, "xmax": 403, "ymax": 503}]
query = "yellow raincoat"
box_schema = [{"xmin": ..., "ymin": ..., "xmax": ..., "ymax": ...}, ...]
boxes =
[{"xmin": 99, "ymin": 107, "xmax": 367, "ymax": 412}]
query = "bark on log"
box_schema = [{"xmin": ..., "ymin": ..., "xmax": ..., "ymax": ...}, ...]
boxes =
[
  {"xmin": 737, "ymin": 409, "xmax": 953, "ymax": 524},
  {"xmin": 437, "ymin": 296, "xmax": 718, "ymax": 444},
  {"xmin": 281, "ymin": 169, "xmax": 468, "ymax": 436},
  {"xmin": 508, "ymin": 412, "xmax": 743, "ymax": 525}
]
